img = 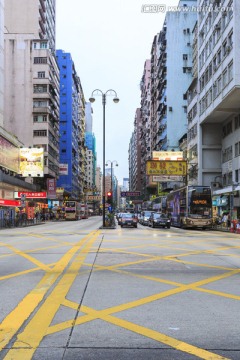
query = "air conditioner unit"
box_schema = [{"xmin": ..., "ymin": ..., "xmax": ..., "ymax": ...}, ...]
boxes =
[{"xmin": 211, "ymin": 181, "xmax": 222, "ymax": 189}]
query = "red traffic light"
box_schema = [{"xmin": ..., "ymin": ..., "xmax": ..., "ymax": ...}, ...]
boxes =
[{"xmin": 107, "ymin": 191, "xmax": 112, "ymax": 196}]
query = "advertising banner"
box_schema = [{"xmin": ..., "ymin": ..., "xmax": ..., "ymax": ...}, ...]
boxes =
[
  {"xmin": 0, "ymin": 135, "xmax": 19, "ymax": 172},
  {"xmin": 14, "ymin": 191, "xmax": 47, "ymax": 198},
  {"xmin": 19, "ymin": 148, "xmax": 44, "ymax": 177},
  {"xmin": 47, "ymin": 179, "xmax": 56, "ymax": 199},
  {"xmin": 59, "ymin": 163, "xmax": 68, "ymax": 175},
  {"xmin": 152, "ymin": 151, "xmax": 183, "ymax": 160},
  {"xmin": 146, "ymin": 160, "xmax": 187, "ymax": 176}
]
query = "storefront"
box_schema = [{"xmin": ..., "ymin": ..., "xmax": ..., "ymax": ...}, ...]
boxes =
[{"xmin": 212, "ymin": 185, "xmax": 240, "ymax": 220}]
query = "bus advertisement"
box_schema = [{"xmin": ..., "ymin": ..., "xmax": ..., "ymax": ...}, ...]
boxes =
[
  {"xmin": 65, "ymin": 201, "xmax": 81, "ymax": 220},
  {"xmin": 166, "ymin": 185, "xmax": 213, "ymax": 229}
]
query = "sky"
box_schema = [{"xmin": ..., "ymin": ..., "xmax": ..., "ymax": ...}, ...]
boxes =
[{"xmin": 56, "ymin": 0, "xmax": 179, "ymax": 185}]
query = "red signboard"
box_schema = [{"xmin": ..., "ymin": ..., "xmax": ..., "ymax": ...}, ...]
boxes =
[
  {"xmin": 0, "ymin": 199, "xmax": 21, "ymax": 207},
  {"xmin": 15, "ymin": 192, "xmax": 47, "ymax": 198}
]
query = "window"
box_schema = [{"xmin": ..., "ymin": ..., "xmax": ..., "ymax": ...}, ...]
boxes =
[
  {"xmin": 38, "ymin": 71, "xmax": 45, "ymax": 78},
  {"xmin": 34, "ymin": 57, "xmax": 47, "ymax": 64},
  {"xmin": 222, "ymin": 69, "xmax": 228, "ymax": 88},
  {"xmin": 33, "ymin": 100, "xmax": 48, "ymax": 108},
  {"xmin": 33, "ymin": 130, "xmax": 47, "ymax": 137},
  {"xmin": 40, "ymin": 42, "xmax": 48, "ymax": 49},
  {"xmin": 235, "ymin": 142, "xmax": 239, "ymax": 157},
  {"xmin": 33, "ymin": 85, "xmax": 47, "ymax": 93},
  {"xmin": 33, "ymin": 115, "xmax": 47, "ymax": 122},
  {"xmin": 228, "ymin": 61, "xmax": 233, "ymax": 82},
  {"xmin": 217, "ymin": 76, "xmax": 222, "ymax": 94},
  {"xmin": 183, "ymin": 54, "xmax": 188, "ymax": 60},
  {"xmin": 217, "ymin": 48, "xmax": 222, "ymax": 65},
  {"xmin": 234, "ymin": 115, "xmax": 240, "ymax": 130}
]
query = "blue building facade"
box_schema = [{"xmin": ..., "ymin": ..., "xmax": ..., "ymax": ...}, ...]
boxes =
[{"xmin": 56, "ymin": 50, "xmax": 82, "ymax": 199}]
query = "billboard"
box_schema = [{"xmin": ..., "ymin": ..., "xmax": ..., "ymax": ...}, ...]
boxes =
[
  {"xmin": 152, "ymin": 151, "xmax": 183, "ymax": 160},
  {"xmin": 151, "ymin": 152, "xmax": 184, "ymax": 182},
  {"xmin": 19, "ymin": 148, "xmax": 44, "ymax": 177},
  {"xmin": 146, "ymin": 160, "xmax": 187, "ymax": 176},
  {"xmin": 0, "ymin": 135, "xmax": 19, "ymax": 173},
  {"xmin": 47, "ymin": 179, "xmax": 56, "ymax": 199},
  {"xmin": 59, "ymin": 163, "xmax": 68, "ymax": 175}
]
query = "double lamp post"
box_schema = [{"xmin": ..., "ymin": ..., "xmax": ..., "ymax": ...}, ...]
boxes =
[{"xmin": 89, "ymin": 89, "xmax": 119, "ymax": 228}]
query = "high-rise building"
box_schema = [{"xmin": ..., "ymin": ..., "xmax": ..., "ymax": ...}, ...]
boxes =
[
  {"xmin": 4, "ymin": 0, "xmax": 59, "ymax": 186},
  {"xmin": 0, "ymin": 0, "xmax": 3, "ymax": 128},
  {"xmin": 196, "ymin": 0, "xmax": 240, "ymax": 217},
  {"xmin": 56, "ymin": 49, "xmax": 86, "ymax": 199}
]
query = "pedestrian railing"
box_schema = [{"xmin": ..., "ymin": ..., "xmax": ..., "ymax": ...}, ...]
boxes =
[{"xmin": 0, "ymin": 218, "xmax": 43, "ymax": 229}]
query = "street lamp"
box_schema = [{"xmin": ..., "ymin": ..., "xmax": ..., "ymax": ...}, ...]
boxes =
[
  {"xmin": 106, "ymin": 160, "xmax": 118, "ymax": 211},
  {"xmin": 89, "ymin": 89, "xmax": 119, "ymax": 227}
]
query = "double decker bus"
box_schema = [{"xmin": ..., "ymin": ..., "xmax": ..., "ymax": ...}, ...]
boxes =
[
  {"xmin": 80, "ymin": 203, "xmax": 89, "ymax": 219},
  {"xmin": 166, "ymin": 185, "xmax": 213, "ymax": 229},
  {"xmin": 65, "ymin": 201, "xmax": 81, "ymax": 220}
]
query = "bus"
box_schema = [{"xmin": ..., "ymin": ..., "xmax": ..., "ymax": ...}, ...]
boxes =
[
  {"xmin": 166, "ymin": 185, "xmax": 213, "ymax": 229},
  {"xmin": 80, "ymin": 203, "xmax": 89, "ymax": 219},
  {"xmin": 65, "ymin": 201, "xmax": 81, "ymax": 220}
]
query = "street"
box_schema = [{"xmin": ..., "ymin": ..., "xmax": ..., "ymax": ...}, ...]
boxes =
[{"xmin": 0, "ymin": 216, "xmax": 240, "ymax": 360}]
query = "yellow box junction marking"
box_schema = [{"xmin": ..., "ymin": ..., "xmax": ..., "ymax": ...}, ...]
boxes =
[{"xmin": 0, "ymin": 230, "xmax": 100, "ymax": 353}]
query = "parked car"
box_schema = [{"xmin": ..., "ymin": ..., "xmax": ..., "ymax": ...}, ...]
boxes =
[
  {"xmin": 141, "ymin": 211, "xmax": 155, "ymax": 226},
  {"xmin": 148, "ymin": 212, "xmax": 171, "ymax": 228},
  {"xmin": 121, "ymin": 213, "xmax": 138, "ymax": 228}
]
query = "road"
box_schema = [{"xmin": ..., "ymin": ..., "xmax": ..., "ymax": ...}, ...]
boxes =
[{"xmin": 0, "ymin": 216, "xmax": 240, "ymax": 360}]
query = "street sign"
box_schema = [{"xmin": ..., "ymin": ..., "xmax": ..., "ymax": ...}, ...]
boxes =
[
  {"xmin": 121, "ymin": 191, "xmax": 141, "ymax": 197},
  {"xmin": 146, "ymin": 160, "xmax": 187, "ymax": 176}
]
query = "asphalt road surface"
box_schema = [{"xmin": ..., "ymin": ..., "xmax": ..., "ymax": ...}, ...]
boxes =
[{"xmin": 0, "ymin": 216, "xmax": 239, "ymax": 360}]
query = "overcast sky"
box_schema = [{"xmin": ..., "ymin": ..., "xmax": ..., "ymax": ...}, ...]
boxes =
[{"xmin": 56, "ymin": 0, "xmax": 179, "ymax": 185}]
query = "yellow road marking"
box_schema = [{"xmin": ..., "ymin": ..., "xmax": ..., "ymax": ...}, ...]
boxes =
[
  {"xmin": 3, "ymin": 230, "xmax": 100, "ymax": 360},
  {"xmin": 0, "ymin": 230, "xmax": 99, "ymax": 352},
  {"xmin": 0, "ymin": 263, "xmax": 56, "ymax": 281},
  {"xmin": 0, "ymin": 242, "xmax": 51, "ymax": 271}
]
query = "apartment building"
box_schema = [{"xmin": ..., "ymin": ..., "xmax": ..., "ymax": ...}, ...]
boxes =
[
  {"xmin": 4, "ymin": 0, "xmax": 59, "ymax": 187},
  {"xmin": 129, "ymin": 108, "xmax": 141, "ymax": 192},
  {"xmin": 56, "ymin": 50, "xmax": 86, "ymax": 199},
  {"xmin": 197, "ymin": 0, "xmax": 240, "ymax": 217},
  {"xmin": 0, "ymin": 0, "xmax": 3, "ymax": 128},
  {"xmin": 139, "ymin": 60, "xmax": 151, "ymax": 198}
]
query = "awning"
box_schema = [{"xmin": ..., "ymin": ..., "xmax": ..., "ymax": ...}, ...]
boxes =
[{"xmin": 212, "ymin": 185, "xmax": 240, "ymax": 196}]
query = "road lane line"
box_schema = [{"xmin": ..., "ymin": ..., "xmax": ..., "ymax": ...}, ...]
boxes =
[
  {"xmin": 0, "ymin": 230, "xmax": 98, "ymax": 352},
  {"xmin": 3, "ymin": 230, "xmax": 100, "ymax": 360}
]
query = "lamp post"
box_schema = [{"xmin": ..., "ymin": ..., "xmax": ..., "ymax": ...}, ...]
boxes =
[
  {"xmin": 106, "ymin": 160, "xmax": 118, "ymax": 211},
  {"xmin": 89, "ymin": 89, "xmax": 119, "ymax": 227}
]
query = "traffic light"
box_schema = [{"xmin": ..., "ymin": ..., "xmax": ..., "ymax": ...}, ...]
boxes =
[{"xmin": 107, "ymin": 191, "xmax": 112, "ymax": 204}]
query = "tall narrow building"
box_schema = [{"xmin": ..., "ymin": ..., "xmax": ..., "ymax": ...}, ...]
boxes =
[
  {"xmin": 56, "ymin": 50, "xmax": 86, "ymax": 200},
  {"xmin": 4, "ymin": 0, "xmax": 59, "ymax": 186}
]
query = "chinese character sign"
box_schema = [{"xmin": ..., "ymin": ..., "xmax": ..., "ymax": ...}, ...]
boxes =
[{"xmin": 146, "ymin": 160, "xmax": 187, "ymax": 176}]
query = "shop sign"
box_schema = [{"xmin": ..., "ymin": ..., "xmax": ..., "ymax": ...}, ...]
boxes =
[
  {"xmin": 47, "ymin": 179, "xmax": 56, "ymax": 199},
  {"xmin": 146, "ymin": 160, "xmax": 187, "ymax": 176},
  {"xmin": 0, "ymin": 199, "xmax": 21, "ymax": 207},
  {"xmin": 14, "ymin": 191, "xmax": 47, "ymax": 198}
]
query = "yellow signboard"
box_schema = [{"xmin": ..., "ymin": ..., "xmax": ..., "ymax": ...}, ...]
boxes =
[{"xmin": 146, "ymin": 160, "xmax": 187, "ymax": 176}]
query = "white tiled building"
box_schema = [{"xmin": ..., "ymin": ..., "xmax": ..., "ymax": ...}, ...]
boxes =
[{"xmin": 197, "ymin": 0, "xmax": 240, "ymax": 216}]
